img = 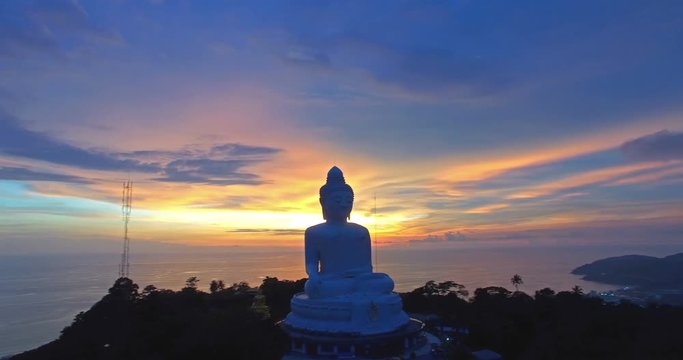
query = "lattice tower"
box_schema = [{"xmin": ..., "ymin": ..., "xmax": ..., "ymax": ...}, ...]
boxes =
[{"xmin": 118, "ymin": 180, "xmax": 132, "ymax": 278}]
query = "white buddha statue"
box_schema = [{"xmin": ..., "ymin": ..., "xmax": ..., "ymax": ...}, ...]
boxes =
[
  {"xmin": 304, "ymin": 166, "xmax": 394, "ymax": 299},
  {"xmin": 284, "ymin": 166, "xmax": 409, "ymax": 335}
]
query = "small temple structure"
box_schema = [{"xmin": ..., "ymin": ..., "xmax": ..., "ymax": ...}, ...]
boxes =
[{"xmin": 280, "ymin": 166, "xmax": 423, "ymax": 358}]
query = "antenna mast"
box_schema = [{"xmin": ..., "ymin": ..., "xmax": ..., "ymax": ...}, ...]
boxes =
[
  {"xmin": 119, "ymin": 180, "xmax": 133, "ymax": 278},
  {"xmin": 374, "ymin": 194, "xmax": 378, "ymax": 270}
]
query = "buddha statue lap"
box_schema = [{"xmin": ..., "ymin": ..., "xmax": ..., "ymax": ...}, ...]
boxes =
[{"xmin": 283, "ymin": 167, "xmax": 409, "ymax": 335}]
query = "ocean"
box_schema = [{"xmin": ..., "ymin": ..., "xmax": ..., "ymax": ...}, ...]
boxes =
[{"xmin": 0, "ymin": 244, "xmax": 679, "ymax": 357}]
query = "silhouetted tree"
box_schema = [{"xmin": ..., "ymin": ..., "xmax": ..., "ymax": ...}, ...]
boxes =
[
  {"xmin": 259, "ymin": 277, "xmax": 306, "ymax": 321},
  {"xmin": 141, "ymin": 284, "xmax": 157, "ymax": 297},
  {"xmin": 571, "ymin": 285, "xmax": 584, "ymax": 295},
  {"xmin": 473, "ymin": 286, "xmax": 512, "ymax": 302},
  {"xmin": 535, "ymin": 287, "xmax": 556, "ymax": 299},
  {"xmin": 410, "ymin": 280, "xmax": 469, "ymax": 298},
  {"xmin": 418, "ymin": 280, "xmax": 439, "ymax": 296},
  {"xmin": 184, "ymin": 276, "xmax": 199, "ymax": 290},
  {"xmin": 109, "ymin": 277, "xmax": 139, "ymax": 301},
  {"xmin": 436, "ymin": 280, "xmax": 469, "ymax": 298},
  {"xmin": 231, "ymin": 281, "xmax": 250, "ymax": 292},
  {"xmin": 209, "ymin": 279, "xmax": 225, "ymax": 293},
  {"xmin": 511, "ymin": 274, "xmax": 523, "ymax": 291}
]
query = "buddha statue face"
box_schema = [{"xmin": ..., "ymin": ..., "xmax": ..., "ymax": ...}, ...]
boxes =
[
  {"xmin": 321, "ymin": 190, "xmax": 353, "ymax": 222},
  {"xmin": 319, "ymin": 166, "xmax": 354, "ymax": 222}
]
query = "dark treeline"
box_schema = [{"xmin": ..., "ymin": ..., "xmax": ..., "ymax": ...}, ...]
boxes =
[
  {"xmin": 11, "ymin": 277, "xmax": 299, "ymax": 360},
  {"xmin": 12, "ymin": 278, "xmax": 683, "ymax": 359},
  {"xmin": 402, "ymin": 281, "xmax": 683, "ymax": 359}
]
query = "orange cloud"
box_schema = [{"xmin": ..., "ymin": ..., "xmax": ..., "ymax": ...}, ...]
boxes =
[
  {"xmin": 504, "ymin": 162, "xmax": 668, "ymax": 200},
  {"xmin": 464, "ymin": 203, "xmax": 510, "ymax": 214},
  {"xmin": 607, "ymin": 162, "xmax": 683, "ymax": 186}
]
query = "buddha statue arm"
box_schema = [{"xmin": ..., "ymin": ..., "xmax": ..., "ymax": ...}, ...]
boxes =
[
  {"xmin": 304, "ymin": 229, "xmax": 321, "ymax": 282},
  {"xmin": 360, "ymin": 227, "xmax": 373, "ymax": 273}
]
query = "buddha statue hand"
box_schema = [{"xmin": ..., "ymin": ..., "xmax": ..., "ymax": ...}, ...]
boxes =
[
  {"xmin": 305, "ymin": 272, "xmax": 323, "ymax": 296},
  {"xmin": 340, "ymin": 264, "xmax": 372, "ymax": 277}
]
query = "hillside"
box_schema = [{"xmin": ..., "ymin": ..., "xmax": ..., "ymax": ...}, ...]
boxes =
[
  {"xmin": 11, "ymin": 277, "xmax": 683, "ymax": 359},
  {"xmin": 572, "ymin": 253, "xmax": 683, "ymax": 289}
]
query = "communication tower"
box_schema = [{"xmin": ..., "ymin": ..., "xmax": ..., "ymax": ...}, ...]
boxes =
[
  {"xmin": 374, "ymin": 194, "xmax": 378, "ymax": 270},
  {"xmin": 118, "ymin": 180, "xmax": 133, "ymax": 278}
]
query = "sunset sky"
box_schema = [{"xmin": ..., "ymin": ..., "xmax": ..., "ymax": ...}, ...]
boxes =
[{"xmin": 1, "ymin": 0, "xmax": 683, "ymax": 252}]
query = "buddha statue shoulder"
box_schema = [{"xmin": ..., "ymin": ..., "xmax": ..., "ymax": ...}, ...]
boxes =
[{"xmin": 303, "ymin": 166, "xmax": 394, "ymax": 299}]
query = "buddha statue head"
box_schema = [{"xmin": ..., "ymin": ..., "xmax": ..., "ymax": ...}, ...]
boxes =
[{"xmin": 319, "ymin": 166, "xmax": 354, "ymax": 222}]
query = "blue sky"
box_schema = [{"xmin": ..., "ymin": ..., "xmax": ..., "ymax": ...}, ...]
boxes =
[{"xmin": 1, "ymin": 0, "xmax": 682, "ymax": 252}]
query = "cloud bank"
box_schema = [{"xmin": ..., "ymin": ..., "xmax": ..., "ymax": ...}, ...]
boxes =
[
  {"xmin": 621, "ymin": 130, "xmax": 683, "ymax": 162},
  {"xmin": 0, "ymin": 112, "xmax": 282, "ymax": 186},
  {"xmin": 0, "ymin": 166, "xmax": 90, "ymax": 183}
]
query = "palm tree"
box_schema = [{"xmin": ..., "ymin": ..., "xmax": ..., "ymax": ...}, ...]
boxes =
[
  {"xmin": 510, "ymin": 274, "xmax": 523, "ymax": 292},
  {"xmin": 571, "ymin": 285, "xmax": 584, "ymax": 295}
]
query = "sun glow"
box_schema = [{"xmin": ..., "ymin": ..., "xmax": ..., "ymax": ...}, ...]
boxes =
[{"xmin": 131, "ymin": 206, "xmax": 414, "ymax": 237}]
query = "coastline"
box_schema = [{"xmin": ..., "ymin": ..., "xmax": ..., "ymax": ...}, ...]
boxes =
[{"xmin": 2, "ymin": 244, "xmax": 679, "ymax": 356}]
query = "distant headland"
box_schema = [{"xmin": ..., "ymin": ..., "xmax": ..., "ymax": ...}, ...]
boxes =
[{"xmin": 572, "ymin": 252, "xmax": 683, "ymax": 290}]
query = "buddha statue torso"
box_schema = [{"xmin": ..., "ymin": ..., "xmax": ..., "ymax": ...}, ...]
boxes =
[{"xmin": 306, "ymin": 222, "xmax": 372, "ymax": 276}]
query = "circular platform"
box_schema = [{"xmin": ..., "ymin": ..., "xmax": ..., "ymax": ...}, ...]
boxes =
[{"xmin": 280, "ymin": 318, "xmax": 424, "ymax": 358}]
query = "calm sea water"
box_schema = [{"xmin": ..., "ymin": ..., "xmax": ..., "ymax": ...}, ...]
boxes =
[{"xmin": 0, "ymin": 244, "xmax": 679, "ymax": 357}]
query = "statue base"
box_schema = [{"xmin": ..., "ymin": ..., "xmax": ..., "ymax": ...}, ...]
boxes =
[
  {"xmin": 284, "ymin": 291, "xmax": 410, "ymax": 335},
  {"xmin": 280, "ymin": 318, "xmax": 424, "ymax": 359},
  {"xmin": 280, "ymin": 291, "xmax": 419, "ymax": 358}
]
